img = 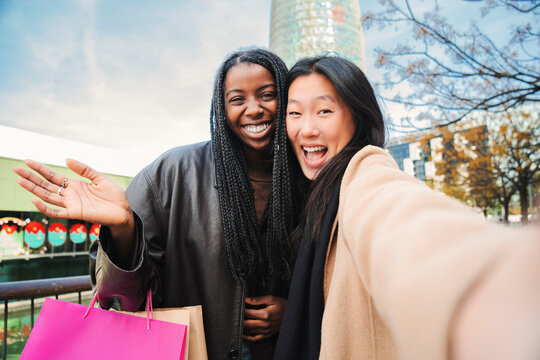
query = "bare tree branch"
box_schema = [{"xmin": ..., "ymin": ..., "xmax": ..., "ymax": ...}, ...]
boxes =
[{"xmin": 364, "ymin": 0, "xmax": 540, "ymax": 128}]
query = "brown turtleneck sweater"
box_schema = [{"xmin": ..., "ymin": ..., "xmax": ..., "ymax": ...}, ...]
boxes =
[{"xmin": 246, "ymin": 156, "xmax": 272, "ymax": 223}]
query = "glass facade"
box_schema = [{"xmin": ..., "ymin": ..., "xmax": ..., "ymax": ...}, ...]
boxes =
[
  {"xmin": 387, "ymin": 142, "xmax": 410, "ymax": 171},
  {"xmin": 414, "ymin": 159, "xmax": 426, "ymax": 181},
  {"xmin": 270, "ymin": 0, "xmax": 365, "ymax": 69}
]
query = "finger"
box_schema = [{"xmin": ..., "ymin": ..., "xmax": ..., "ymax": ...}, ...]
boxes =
[
  {"xmin": 13, "ymin": 166, "xmax": 60, "ymax": 195},
  {"xmin": 244, "ymin": 308, "xmax": 257, "ymax": 318},
  {"xmin": 31, "ymin": 199, "xmax": 68, "ymax": 219},
  {"xmin": 66, "ymin": 158, "xmax": 105, "ymax": 184},
  {"xmin": 23, "ymin": 159, "xmax": 65, "ymax": 186},
  {"xmin": 245, "ymin": 296, "xmax": 272, "ymax": 306},
  {"xmin": 16, "ymin": 177, "xmax": 64, "ymax": 208},
  {"xmin": 243, "ymin": 319, "xmax": 268, "ymax": 331},
  {"xmin": 243, "ymin": 334, "xmax": 267, "ymax": 342},
  {"xmin": 244, "ymin": 308, "xmax": 270, "ymax": 321}
]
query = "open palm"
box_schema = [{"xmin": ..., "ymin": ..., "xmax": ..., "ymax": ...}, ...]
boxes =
[{"xmin": 13, "ymin": 159, "xmax": 132, "ymax": 228}]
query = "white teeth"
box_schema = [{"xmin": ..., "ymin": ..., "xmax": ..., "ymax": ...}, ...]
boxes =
[
  {"xmin": 303, "ymin": 146, "xmax": 326, "ymax": 152},
  {"xmin": 244, "ymin": 123, "xmax": 269, "ymax": 134}
]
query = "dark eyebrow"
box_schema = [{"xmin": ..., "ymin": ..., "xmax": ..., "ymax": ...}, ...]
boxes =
[
  {"xmin": 225, "ymin": 83, "xmax": 275, "ymax": 98},
  {"xmin": 258, "ymin": 83, "xmax": 276, "ymax": 92},
  {"xmin": 225, "ymin": 89, "xmax": 242, "ymax": 97},
  {"xmin": 287, "ymin": 95, "xmax": 337, "ymax": 105},
  {"xmin": 287, "ymin": 99, "xmax": 301, "ymax": 105},
  {"xmin": 315, "ymin": 94, "xmax": 336, "ymax": 102}
]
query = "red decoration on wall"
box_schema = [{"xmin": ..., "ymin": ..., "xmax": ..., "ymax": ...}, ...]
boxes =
[
  {"xmin": 25, "ymin": 221, "xmax": 45, "ymax": 234},
  {"xmin": 1, "ymin": 224, "xmax": 17, "ymax": 235},
  {"xmin": 69, "ymin": 223, "xmax": 87, "ymax": 244},
  {"xmin": 49, "ymin": 223, "xmax": 67, "ymax": 233},
  {"xmin": 24, "ymin": 221, "xmax": 46, "ymax": 248},
  {"xmin": 89, "ymin": 224, "xmax": 100, "ymax": 242}
]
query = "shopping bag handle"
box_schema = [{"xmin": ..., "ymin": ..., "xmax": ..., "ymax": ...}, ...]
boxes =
[
  {"xmin": 83, "ymin": 293, "xmax": 99, "ymax": 319},
  {"xmin": 146, "ymin": 288, "xmax": 154, "ymax": 330},
  {"xmin": 83, "ymin": 289, "xmax": 154, "ymax": 331}
]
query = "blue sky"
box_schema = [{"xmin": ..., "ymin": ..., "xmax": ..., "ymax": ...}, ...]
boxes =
[{"xmin": 0, "ymin": 0, "xmax": 529, "ymax": 168}]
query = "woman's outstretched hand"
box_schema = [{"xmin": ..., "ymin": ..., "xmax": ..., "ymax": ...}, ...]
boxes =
[{"xmin": 13, "ymin": 158, "xmax": 134, "ymax": 232}]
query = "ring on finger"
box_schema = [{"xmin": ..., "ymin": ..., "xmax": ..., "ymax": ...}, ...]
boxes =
[
  {"xmin": 57, "ymin": 187, "xmax": 64, "ymax": 196},
  {"xmin": 61, "ymin": 178, "xmax": 69, "ymax": 188}
]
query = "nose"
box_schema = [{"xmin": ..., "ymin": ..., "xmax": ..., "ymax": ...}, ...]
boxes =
[
  {"xmin": 299, "ymin": 114, "xmax": 319, "ymax": 138},
  {"xmin": 245, "ymin": 97, "xmax": 263, "ymax": 119}
]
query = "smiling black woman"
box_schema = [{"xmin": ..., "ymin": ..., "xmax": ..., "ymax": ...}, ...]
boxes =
[{"xmin": 13, "ymin": 48, "xmax": 306, "ymax": 360}]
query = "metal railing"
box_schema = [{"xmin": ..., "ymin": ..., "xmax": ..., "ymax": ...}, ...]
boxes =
[
  {"xmin": 0, "ymin": 251, "xmax": 90, "ymax": 263},
  {"xmin": 0, "ymin": 275, "xmax": 92, "ymax": 360}
]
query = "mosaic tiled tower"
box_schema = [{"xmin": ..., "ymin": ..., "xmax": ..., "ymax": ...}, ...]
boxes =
[{"xmin": 270, "ymin": 0, "xmax": 365, "ymax": 70}]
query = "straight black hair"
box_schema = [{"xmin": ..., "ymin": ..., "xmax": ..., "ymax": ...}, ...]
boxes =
[
  {"xmin": 288, "ymin": 56, "xmax": 386, "ymax": 245},
  {"xmin": 210, "ymin": 48, "xmax": 302, "ymax": 281}
]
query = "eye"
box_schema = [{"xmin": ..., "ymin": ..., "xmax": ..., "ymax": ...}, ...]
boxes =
[
  {"xmin": 287, "ymin": 111, "xmax": 301, "ymax": 116},
  {"xmin": 260, "ymin": 92, "xmax": 276, "ymax": 101},
  {"xmin": 228, "ymin": 96, "xmax": 244, "ymax": 105},
  {"xmin": 318, "ymin": 109, "xmax": 332, "ymax": 115}
]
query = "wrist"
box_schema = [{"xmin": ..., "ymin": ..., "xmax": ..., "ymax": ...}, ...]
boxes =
[
  {"xmin": 110, "ymin": 210, "xmax": 135, "ymax": 238},
  {"xmin": 108, "ymin": 211, "xmax": 137, "ymax": 266}
]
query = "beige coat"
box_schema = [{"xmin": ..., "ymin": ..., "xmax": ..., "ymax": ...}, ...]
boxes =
[{"xmin": 320, "ymin": 146, "xmax": 536, "ymax": 360}]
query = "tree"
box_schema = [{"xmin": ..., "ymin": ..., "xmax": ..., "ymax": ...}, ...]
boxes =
[
  {"xmin": 417, "ymin": 110, "xmax": 539, "ymax": 223},
  {"xmin": 492, "ymin": 111, "xmax": 540, "ymax": 223},
  {"xmin": 363, "ymin": 0, "xmax": 540, "ymax": 128},
  {"xmin": 417, "ymin": 123, "xmax": 502, "ymax": 217}
]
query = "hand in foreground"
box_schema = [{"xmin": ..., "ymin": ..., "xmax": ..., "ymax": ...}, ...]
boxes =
[
  {"xmin": 13, "ymin": 159, "xmax": 133, "ymax": 229},
  {"xmin": 450, "ymin": 236, "xmax": 540, "ymax": 360},
  {"xmin": 243, "ymin": 295, "xmax": 286, "ymax": 342}
]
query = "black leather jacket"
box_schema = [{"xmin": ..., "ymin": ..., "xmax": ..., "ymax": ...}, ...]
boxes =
[{"xmin": 91, "ymin": 141, "xmax": 287, "ymax": 360}]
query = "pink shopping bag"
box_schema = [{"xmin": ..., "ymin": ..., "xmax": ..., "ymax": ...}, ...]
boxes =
[{"xmin": 20, "ymin": 290, "xmax": 187, "ymax": 360}]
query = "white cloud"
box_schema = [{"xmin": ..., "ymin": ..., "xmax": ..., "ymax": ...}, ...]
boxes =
[
  {"xmin": 3, "ymin": 0, "xmax": 518, "ymax": 169},
  {"xmin": 0, "ymin": 0, "xmax": 273, "ymax": 170}
]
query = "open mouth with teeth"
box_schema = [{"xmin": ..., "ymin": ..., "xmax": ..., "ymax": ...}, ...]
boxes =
[
  {"xmin": 302, "ymin": 145, "xmax": 328, "ymax": 167},
  {"xmin": 242, "ymin": 122, "xmax": 272, "ymax": 136}
]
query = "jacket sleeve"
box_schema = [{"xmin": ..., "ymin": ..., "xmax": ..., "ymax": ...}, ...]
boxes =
[
  {"xmin": 338, "ymin": 146, "xmax": 527, "ymax": 359},
  {"xmin": 93, "ymin": 166, "xmax": 167, "ymax": 311}
]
